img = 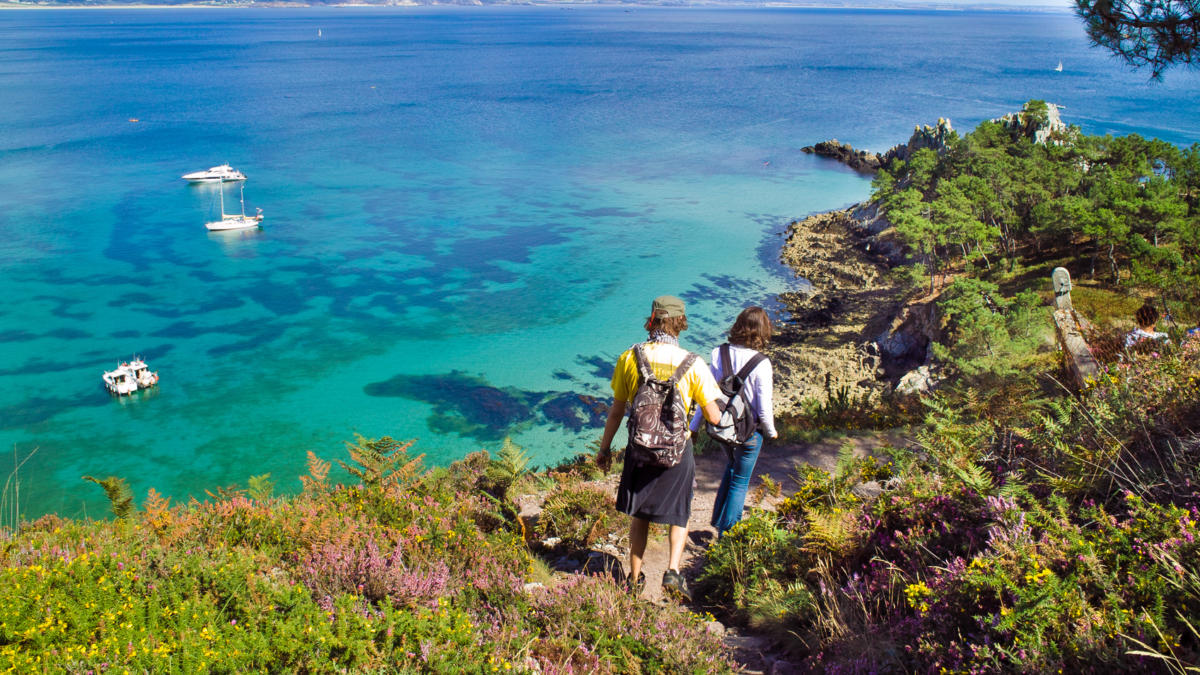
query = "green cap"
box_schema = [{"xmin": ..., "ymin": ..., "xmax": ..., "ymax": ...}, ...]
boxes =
[{"xmin": 651, "ymin": 295, "xmax": 686, "ymax": 319}]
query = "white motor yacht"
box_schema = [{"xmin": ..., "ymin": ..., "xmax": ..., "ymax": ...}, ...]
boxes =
[
  {"xmin": 182, "ymin": 164, "xmax": 247, "ymax": 183},
  {"xmin": 205, "ymin": 184, "xmax": 263, "ymax": 231}
]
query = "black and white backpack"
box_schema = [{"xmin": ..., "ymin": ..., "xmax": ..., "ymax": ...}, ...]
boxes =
[{"xmin": 705, "ymin": 343, "xmax": 765, "ymax": 446}]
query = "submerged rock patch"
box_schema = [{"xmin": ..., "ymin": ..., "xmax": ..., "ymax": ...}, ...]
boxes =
[{"xmin": 364, "ymin": 370, "xmax": 610, "ymax": 441}]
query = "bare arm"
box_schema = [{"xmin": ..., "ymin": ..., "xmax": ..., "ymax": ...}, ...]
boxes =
[
  {"xmin": 597, "ymin": 399, "xmax": 627, "ymax": 471},
  {"xmin": 700, "ymin": 400, "xmax": 721, "ymax": 426}
]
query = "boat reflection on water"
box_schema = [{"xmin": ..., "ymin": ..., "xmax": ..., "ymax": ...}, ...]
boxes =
[
  {"xmin": 114, "ymin": 385, "xmax": 161, "ymax": 407},
  {"xmin": 207, "ymin": 226, "xmax": 264, "ymax": 255}
]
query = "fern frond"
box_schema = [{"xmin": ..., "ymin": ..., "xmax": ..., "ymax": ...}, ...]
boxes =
[
  {"xmin": 300, "ymin": 450, "xmax": 331, "ymax": 494},
  {"xmin": 944, "ymin": 460, "xmax": 995, "ymax": 496},
  {"xmin": 802, "ymin": 509, "xmax": 857, "ymax": 557},
  {"xmin": 247, "ymin": 473, "xmax": 274, "ymax": 501},
  {"xmin": 206, "ymin": 484, "xmax": 244, "ymax": 499},
  {"xmin": 833, "ymin": 441, "xmax": 858, "ymax": 479},
  {"xmin": 142, "ymin": 487, "xmax": 172, "ymax": 531},
  {"xmin": 996, "ymin": 476, "xmax": 1031, "ymax": 503},
  {"xmin": 492, "ymin": 438, "xmax": 531, "ymax": 483},
  {"xmin": 82, "ymin": 475, "xmax": 134, "ymax": 519},
  {"xmin": 337, "ymin": 435, "xmax": 424, "ymax": 491}
]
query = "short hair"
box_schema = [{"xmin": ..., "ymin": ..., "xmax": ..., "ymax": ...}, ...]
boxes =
[
  {"xmin": 1135, "ymin": 303, "xmax": 1160, "ymax": 329},
  {"xmin": 645, "ymin": 314, "xmax": 689, "ymax": 337},
  {"xmin": 729, "ymin": 306, "xmax": 772, "ymax": 351}
]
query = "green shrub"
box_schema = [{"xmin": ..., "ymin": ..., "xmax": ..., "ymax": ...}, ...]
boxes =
[{"xmin": 534, "ymin": 483, "xmax": 619, "ymax": 550}]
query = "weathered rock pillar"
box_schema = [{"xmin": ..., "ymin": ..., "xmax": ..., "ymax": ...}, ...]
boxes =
[{"xmin": 1049, "ymin": 268, "xmax": 1099, "ymax": 389}]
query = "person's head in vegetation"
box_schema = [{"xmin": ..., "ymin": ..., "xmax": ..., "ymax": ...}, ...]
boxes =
[
  {"xmin": 644, "ymin": 295, "xmax": 689, "ymax": 339},
  {"xmin": 1135, "ymin": 302, "xmax": 1160, "ymax": 331},
  {"xmin": 729, "ymin": 306, "xmax": 772, "ymax": 350}
]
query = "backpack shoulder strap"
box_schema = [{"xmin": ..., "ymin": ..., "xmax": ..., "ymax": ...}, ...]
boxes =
[
  {"xmin": 735, "ymin": 351, "xmax": 767, "ymax": 382},
  {"xmin": 719, "ymin": 343, "xmax": 733, "ymax": 380},
  {"xmin": 668, "ymin": 352, "xmax": 698, "ymax": 384},
  {"xmin": 632, "ymin": 344, "xmax": 655, "ymax": 383}
]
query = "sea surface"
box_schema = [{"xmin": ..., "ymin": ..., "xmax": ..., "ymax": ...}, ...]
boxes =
[{"xmin": 2, "ymin": 7, "xmax": 1198, "ymax": 518}]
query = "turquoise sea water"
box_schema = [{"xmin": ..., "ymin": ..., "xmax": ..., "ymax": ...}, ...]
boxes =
[{"xmin": 2, "ymin": 7, "xmax": 1199, "ymax": 518}]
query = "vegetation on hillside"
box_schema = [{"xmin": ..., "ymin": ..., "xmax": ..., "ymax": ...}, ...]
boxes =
[
  {"xmin": 0, "ymin": 439, "xmax": 729, "ymax": 673},
  {"xmin": 4, "ymin": 100, "xmax": 1199, "ymax": 673},
  {"xmin": 699, "ymin": 100, "xmax": 1200, "ymax": 671}
]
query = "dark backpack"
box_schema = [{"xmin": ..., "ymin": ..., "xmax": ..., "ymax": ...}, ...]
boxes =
[
  {"xmin": 705, "ymin": 343, "xmax": 766, "ymax": 446},
  {"xmin": 625, "ymin": 344, "xmax": 698, "ymax": 468}
]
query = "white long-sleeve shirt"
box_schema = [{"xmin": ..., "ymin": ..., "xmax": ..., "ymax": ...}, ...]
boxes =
[{"xmin": 690, "ymin": 343, "xmax": 776, "ymax": 439}]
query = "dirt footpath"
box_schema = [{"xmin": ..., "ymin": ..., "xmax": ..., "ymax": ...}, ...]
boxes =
[{"xmin": 595, "ymin": 429, "xmax": 912, "ymax": 673}]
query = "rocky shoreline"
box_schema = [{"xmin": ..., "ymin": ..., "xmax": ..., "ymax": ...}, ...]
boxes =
[{"xmin": 765, "ymin": 204, "xmax": 935, "ymax": 415}]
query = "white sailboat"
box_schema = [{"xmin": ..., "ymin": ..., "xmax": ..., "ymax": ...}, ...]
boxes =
[
  {"xmin": 205, "ymin": 184, "xmax": 263, "ymax": 231},
  {"xmin": 1055, "ymin": 61, "xmax": 1063, "ymax": 72}
]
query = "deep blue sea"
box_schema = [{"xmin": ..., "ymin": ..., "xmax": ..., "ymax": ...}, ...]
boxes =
[{"xmin": 2, "ymin": 7, "xmax": 1198, "ymax": 518}]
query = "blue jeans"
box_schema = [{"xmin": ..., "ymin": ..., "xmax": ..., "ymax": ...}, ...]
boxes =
[{"xmin": 711, "ymin": 431, "xmax": 763, "ymax": 536}]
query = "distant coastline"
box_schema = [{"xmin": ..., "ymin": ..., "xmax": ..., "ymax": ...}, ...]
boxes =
[{"xmin": 0, "ymin": 2, "xmax": 1076, "ymax": 11}]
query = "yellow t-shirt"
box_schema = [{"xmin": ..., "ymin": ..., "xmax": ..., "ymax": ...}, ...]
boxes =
[{"xmin": 611, "ymin": 342, "xmax": 721, "ymax": 412}]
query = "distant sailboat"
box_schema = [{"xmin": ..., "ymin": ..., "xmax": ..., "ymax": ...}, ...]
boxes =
[
  {"xmin": 1055, "ymin": 61, "xmax": 1063, "ymax": 72},
  {"xmin": 318, "ymin": 28, "xmax": 322, "ymax": 38},
  {"xmin": 205, "ymin": 184, "xmax": 263, "ymax": 232}
]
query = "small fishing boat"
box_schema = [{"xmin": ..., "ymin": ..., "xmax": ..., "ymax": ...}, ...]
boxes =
[
  {"xmin": 102, "ymin": 358, "xmax": 159, "ymax": 396},
  {"xmin": 102, "ymin": 366, "xmax": 137, "ymax": 396},
  {"xmin": 182, "ymin": 164, "xmax": 247, "ymax": 183},
  {"xmin": 126, "ymin": 358, "xmax": 159, "ymax": 389}
]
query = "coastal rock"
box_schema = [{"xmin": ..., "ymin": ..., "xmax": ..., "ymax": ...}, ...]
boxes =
[
  {"xmin": 895, "ymin": 365, "xmax": 940, "ymax": 396},
  {"xmin": 800, "ymin": 139, "xmax": 882, "ymax": 174},
  {"xmin": 850, "ymin": 480, "xmax": 884, "ymax": 501},
  {"xmin": 801, "ymin": 119, "xmax": 955, "ymax": 176},
  {"xmin": 876, "ymin": 299, "xmax": 939, "ymax": 372},
  {"xmin": 992, "ymin": 102, "xmax": 1068, "ymax": 145},
  {"xmin": 768, "ymin": 659, "xmax": 801, "ymax": 675},
  {"xmin": 880, "ymin": 117, "xmax": 956, "ymax": 166}
]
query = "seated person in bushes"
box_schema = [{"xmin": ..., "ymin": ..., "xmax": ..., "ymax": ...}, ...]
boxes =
[{"xmin": 1124, "ymin": 302, "xmax": 1170, "ymax": 351}]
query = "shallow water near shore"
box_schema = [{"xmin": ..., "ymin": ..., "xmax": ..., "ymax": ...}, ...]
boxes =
[{"xmin": 2, "ymin": 7, "xmax": 1199, "ymax": 518}]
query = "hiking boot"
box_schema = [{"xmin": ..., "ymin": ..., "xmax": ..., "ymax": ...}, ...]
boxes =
[
  {"xmin": 625, "ymin": 572, "xmax": 646, "ymax": 596},
  {"xmin": 662, "ymin": 569, "xmax": 691, "ymax": 603}
]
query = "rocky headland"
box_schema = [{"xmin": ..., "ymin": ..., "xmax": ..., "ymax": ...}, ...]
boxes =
[
  {"xmin": 801, "ymin": 117, "xmax": 957, "ymax": 175},
  {"xmin": 798, "ymin": 139, "xmax": 882, "ymax": 174},
  {"xmin": 802, "ymin": 103, "xmax": 1067, "ymax": 175}
]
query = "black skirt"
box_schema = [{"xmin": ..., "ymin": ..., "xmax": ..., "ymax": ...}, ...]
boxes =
[{"xmin": 616, "ymin": 439, "xmax": 694, "ymax": 528}]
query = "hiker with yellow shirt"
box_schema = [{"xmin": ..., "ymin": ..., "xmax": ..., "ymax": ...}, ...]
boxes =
[{"xmin": 597, "ymin": 295, "xmax": 722, "ymax": 602}]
